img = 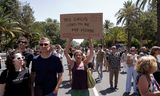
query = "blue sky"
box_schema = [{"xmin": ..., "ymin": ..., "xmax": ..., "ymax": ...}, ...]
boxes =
[{"xmin": 19, "ymin": 0, "xmax": 137, "ymax": 25}]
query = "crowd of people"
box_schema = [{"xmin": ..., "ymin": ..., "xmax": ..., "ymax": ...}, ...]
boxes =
[{"xmin": 0, "ymin": 36, "xmax": 160, "ymax": 96}]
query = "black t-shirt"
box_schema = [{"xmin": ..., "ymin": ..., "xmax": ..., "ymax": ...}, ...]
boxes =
[
  {"xmin": 32, "ymin": 54, "xmax": 64, "ymax": 95},
  {"xmin": 22, "ymin": 51, "xmax": 33, "ymax": 68},
  {"xmin": 0, "ymin": 69, "xmax": 30, "ymax": 96}
]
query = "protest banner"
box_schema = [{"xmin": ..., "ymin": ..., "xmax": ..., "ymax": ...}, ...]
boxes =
[{"xmin": 60, "ymin": 13, "xmax": 103, "ymax": 39}]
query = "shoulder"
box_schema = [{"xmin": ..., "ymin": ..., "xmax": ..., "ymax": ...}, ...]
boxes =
[
  {"xmin": 108, "ymin": 53, "xmax": 112, "ymax": 57},
  {"xmin": 127, "ymin": 53, "xmax": 131, "ymax": 56},
  {"xmin": 102, "ymin": 50, "xmax": 105, "ymax": 53},
  {"xmin": 51, "ymin": 54, "xmax": 60, "ymax": 60},
  {"xmin": 135, "ymin": 54, "xmax": 139, "ymax": 57},
  {"xmin": 33, "ymin": 55, "xmax": 40, "ymax": 59},
  {"xmin": 32, "ymin": 55, "xmax": 41, "ymax": 61},
  {"xmin": 0, "ymin": 69, "xmax": 8, "ymax": 76},
  {"xmin": 0, "ymin": 69, "xmax": 8, "ymax": 83},
  {"xmin": 50, "ymin": 55, "xmax": 62, "ymax": 64},
  {"xmin": 23, "ymin": 51, "xmax": 33, "ymax": 56},
  {"xmin": 138, "ymin": 74, "xmax": 149, "ymax": 84},
  {"xmin": 116, "ymin": 52, "xmax": 121, "ymax": 55}
]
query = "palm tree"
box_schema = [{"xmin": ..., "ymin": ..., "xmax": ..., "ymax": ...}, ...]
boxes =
[
  {"xmin": 104, "ymin": 20, "xmax": 114, "ymax": 30},
  {"xmin": 103, "ymin": 20, "xmax": 114, "ymax": 46},
  {"xmin": 115, "ymin": 1, "xmax": 141, "ymax": 49},
  {"xmin": 136, "ymin": 0, "xmax": 160, "ymax": 45},
  {"xmin": 0, "ymin": 3, "xmax": 22, "ymax": 51},
  {"xmin": 104, "ymin": 27, "xmax": 127, "ymax": 45}
]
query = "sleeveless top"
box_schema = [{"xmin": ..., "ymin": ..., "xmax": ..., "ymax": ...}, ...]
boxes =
[
  {"xmin": 71, "ymin": 62, "xmax": 88, "ymax": 90},
  {"xmin": 136, "ymin": 74, "xmax": 160, "ymax": 96}
]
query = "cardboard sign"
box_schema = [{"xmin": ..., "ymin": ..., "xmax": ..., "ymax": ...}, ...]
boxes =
[{"xmin": 60, "ymin": 13, "xmax": 103, "ymax": 39}]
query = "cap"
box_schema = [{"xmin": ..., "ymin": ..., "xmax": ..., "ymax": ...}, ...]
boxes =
[
  {"xmin": 111, "ymin": 46, "xmax": 116, "ymax": 49},
  {"xmin": 130, "ymin": 46, "xmax": 136, "ymax": 51},
  {"xmin": 151, "ymin": 46, "xmax": 160, "ymax": 51}
]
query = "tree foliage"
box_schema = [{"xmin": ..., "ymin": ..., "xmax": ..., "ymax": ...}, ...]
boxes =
[
  {"xmin": 136, "ymin": 0, "xmax": 160, "ymax": 45},
  {"xmin": 115, "ymin": 1, "xmax": 141, "ymax": 49}
]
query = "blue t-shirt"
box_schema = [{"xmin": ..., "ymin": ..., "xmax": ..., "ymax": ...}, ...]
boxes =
[{"xmin": 32, "ymin": 54, "xmax": 63, "ymax": 95}]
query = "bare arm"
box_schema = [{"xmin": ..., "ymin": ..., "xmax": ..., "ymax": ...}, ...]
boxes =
[
  {"xmin": 30, "ymin": 72, "xmax": 36, "ymax": 96},
  {"xmin": 53, "ymin": 73, "xmax": 63, "ymax": 94},
  {"xmin": 0, "ymin": 84, "xmax": 5, "ymax": 96},
  {"xmin": 64, "ymin": 38, "xmax": 74, "ymax": 65},
  {"xmin": 84, "ymin": 39, "xmax": 94, "ymax": 65}
]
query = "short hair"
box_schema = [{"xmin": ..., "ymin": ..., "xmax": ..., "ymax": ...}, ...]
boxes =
[
  {"xmin": 136, "ymin": 55, "xmax": 157, "ymax": 74},
  {"xmin": 39, "ymin": 37, "xmax": 50, "ymax": 43},
  {"xmin": 130, "ymin": 46, "xmax": 136, "ymax": 51},
  {"xmin": 17, "ymin": 36, "xmax": 28, "ymax": 42},
  {"xmin": 98, "ymin": 44, "xmax": 102, "ymax": 48},
  {"xmin": 17, "ymin": 36, "xmax": 29, "ymax": 46}
]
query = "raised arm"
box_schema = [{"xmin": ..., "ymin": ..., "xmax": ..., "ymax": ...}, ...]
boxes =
[
  {"xmin": 64, "ymin": 38, "xmax": 74, "ymax": 65},
  {"xmin": 84, "ymin": 39, "xmax": 94, "ymax": 65}
]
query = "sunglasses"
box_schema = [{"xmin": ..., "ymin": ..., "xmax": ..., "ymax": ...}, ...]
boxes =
[
  {"xmin": 39, "ymin": 43, "xmax": 49, "ymax": 46},
  {"xmin": 14, "ymin": 56, "xmax": 25, "ymax": 60},
  {"xmin": 18, "ymin": 41, "xmax": 27, "ymax": 44}
]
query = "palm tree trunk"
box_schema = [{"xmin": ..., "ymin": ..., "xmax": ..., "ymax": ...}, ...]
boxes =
[
  {"xmin": 127, "ymin": 30, "xmax": 131, "ymax": 51},
  {"xmin": 156, "ymin": 0, "xmax": 160, "ymax": 46},
  {"xmin": 126, "ymin": 22, "xmax": 131, "ymax": 51}
]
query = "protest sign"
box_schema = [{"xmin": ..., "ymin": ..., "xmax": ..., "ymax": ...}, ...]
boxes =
[{"xmin": 60, "ymin": 13, "xmax": 103, "ymax": 39}]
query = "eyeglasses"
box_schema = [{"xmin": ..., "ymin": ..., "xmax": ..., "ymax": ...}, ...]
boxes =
[
  {"xmin": 14, "ymin": 56, "xmax": 25, "ymax": 60},
  {"xmin": 18, "ymin": 41, "xmax": 27, "ymax": 44},
  {"xmin": 39, "ymin": 43, "xmax": 49, "ymax": 46}
]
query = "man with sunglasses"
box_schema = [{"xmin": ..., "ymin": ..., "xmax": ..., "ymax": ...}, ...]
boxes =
[
  {"xmin": 31, "ymin": 37, "xmax": 63, "ymax": 96},
  {"xmin": 16, "ymin": 36, "xmax": 33, "ymax": 68}
]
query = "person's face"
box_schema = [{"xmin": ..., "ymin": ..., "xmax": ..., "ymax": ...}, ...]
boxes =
[
  {"xmin": 74, "ymin": 52, "xmax": 83, "ymax": 61},
  {"xmin": 18, "ymin": 39, "xmax": 28, "ymax": 48},
  {"xmin": 111, "ymin": 47, "xmax": 116, "ymax": 53},
  {"xmin": 13, "ymin": 53, "xmax": 25, "ymax": 66},
  {"xmin": 130, "ymin": 49, "xmax": 136, "ymax": 54},
  {"xmin": 39, "ymin": 40, "xmax": 50, "ymax": 53}
]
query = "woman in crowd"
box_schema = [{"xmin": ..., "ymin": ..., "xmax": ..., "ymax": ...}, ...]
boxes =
[
  {"xmin": 136, "ymin": 55, "xmax": 160, "ymax": 96},
  {"xmin": 64, "ymin": 38, "xmax": 93, "ymax": 96},
  {"xmin": 150, "ymin": 46, "xmax": 160, "ymax": 84},
  {"xmin": 0, "ymin": 50, "xmax": 30, "ymax": 96}
]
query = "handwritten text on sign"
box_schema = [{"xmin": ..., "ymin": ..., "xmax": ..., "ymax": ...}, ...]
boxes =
[{"xmin": 60, "ymin": 13, "xmax": 103, "ymax": 39}]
